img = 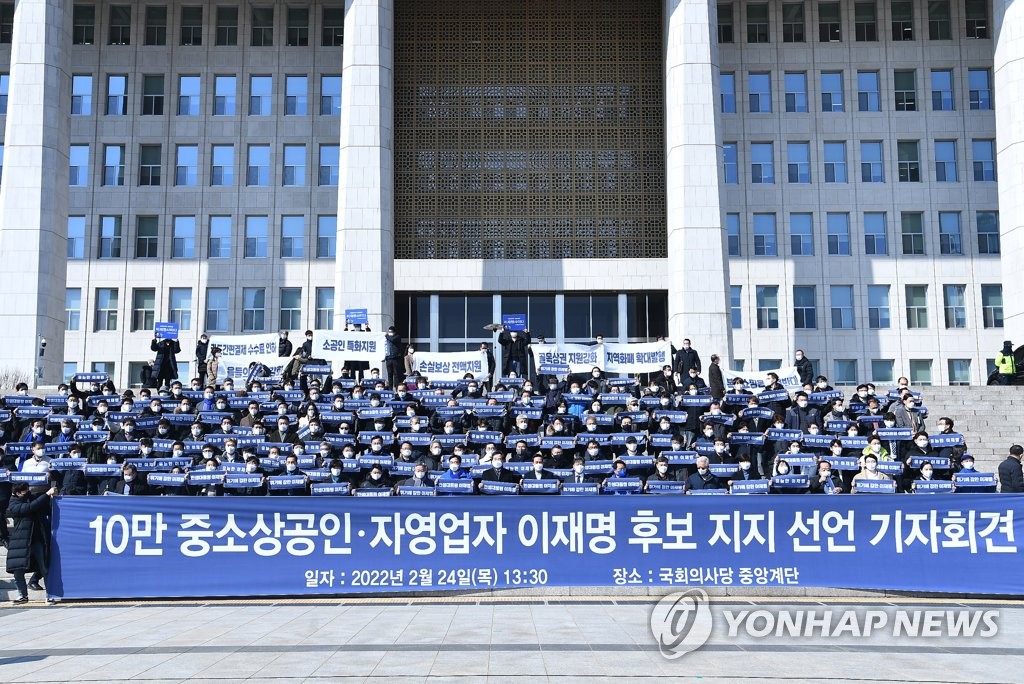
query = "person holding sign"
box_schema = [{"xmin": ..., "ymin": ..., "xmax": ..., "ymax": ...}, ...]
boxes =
[
  {"xmin": 7, "ymin": 483, "xmax": 58, "ymax": 604},
  {"xmin": 150, "ymin": 337, "xmax": 181, "ymax": 390},
  {"xmin": 478, "ymin": 453, "xmax": 523, "ymax": 492},
  {"xmin": 850, "ymin": 453, "xmax": 892, "ymax": 493},
  {"xmin": 498, "ymin": 325, "xmax": 531, "ymax": 376}
]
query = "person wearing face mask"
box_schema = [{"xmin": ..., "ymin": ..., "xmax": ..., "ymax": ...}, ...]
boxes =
[
  {"xmin": 358, "ymin": 464, "xmax": 392, "ymax": 491},
  {"xmin": 710, "ymin": 437, "xmax": 732, "ymax": 465},
  {"xmin": 563, "ymin": 456, "xmax": 594, "ymax": 485},
  {"xmin": 239, "ymin": 401, "xmax": 263, "ymax": 428},
  {"xmin": 54, "ymin": 419, "xmax": 77, "ymax": 444},
  {"xmin": 104, "ymin": 464, "xmax": 150, "ymax": 496},
  {"xmin": 792, "ymin": 349, "xmax": 813, "ymax": 387},
  {"xmin": 784, "ymin": 392, "xmax": 821, "ymax": 432},
  {"xmin": 645, "ymin": 456, "xmax": 681, "ymax": 490},
  {"xmin": 498, "ymin": 325, "xmax": 531, "ymax": 376},
  {"xmin": 517, "ymin": 454, "xmax": 554, "ymax": 486},
  {"xmin": 228, "ymin": 456, "xmax": 269, "ymax": 496},
  {"xmin": 478, "ymin": 452, "xmax": 522, "ymax": 490},
  {"xmin": 19, "ymin": 419, "xmax": 49, "ymax": 445},
  {"xmin": 822, "ymin": 398, "xmax": 849, "ymax": 425},
  {"xmin": 809, "ymin": 460, "xmax": 845, "ymax": 494},
  {"xmin": 957, "ymin": 454, "xmax": 979, "ymax": 474},
  {"xmin": 851, "ymin": 453, "xmax": 892, "ymax": 492},
  {"xmin": 438, "ymin": 455, "xmax": 471, "ymax": 485},
  {"xmin": 219, "ymin": 438, "xmax": 242, "ymax": 463},
  {"xmin": 6, "ymin": 482, "xmax": 59, "ymax": 604},
  {"xmin": 860, "ymin": 436, "xmax": 891, "ymax": 466},
  {"xmin": 396, "ymin": 463, "xmax": 435, "ymax": 490},
  {"xmin": 685, "ymin": 455, "xmax": 722, "ymax": 492},
  {"xmin": 196, "ymin": 386, "xmax": 218, "ymax": 413},
  {"xmin": 726, "ymin": 454, "xmax": 758, "ymax": 488},
  {"xmin": 911, "ymin": 461, "xmax": 939, "ymax": 492},
  {"xmin": 18, "ymin": 444, "xmax": 51, "ymax": 494},
  {"xmin": 998, "ymin": 445, "xmax": 1024, "ymax": 493},
  {"xmin": 673, "ymin": 338, "xmax": 701, "ymax": 381},
  {"xmin": 270, "ymin": 418, "xmax": 299, "ymax": 445},
  {"xmin": 892, "ymin": 393, "xmax": 924, "ymax": 459},
  {"xmin": 271, "ymin": 455, "xmax": 309, "ymax": 496}
]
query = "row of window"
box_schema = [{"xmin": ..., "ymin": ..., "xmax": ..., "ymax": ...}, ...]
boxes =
[
  {"xmin": 67, "ymin": 285, "xmax": 336, "ymax": 334},
  {"xmin": 728, "ymin": 357, "xmax": 976, "ymax": 387},
  {"xmin": 723, "ymin": 139, "xmax": 996, "ymax": 185},
  {"xmin": 71, "ymin": 143, "xmax": 340, "ymax": 188},
  {"xmin": 722, "ymin": 68, "xmax": 992, "ymax": 115},
  {"xmin": 727, "ymin": 210, "xmax": 999, "ymax": 258},
  {"xmin": 717, "ymin": 0, "xmax": 989, "ymax": 45},
  {"xmin": 67, "ymin": 4, "xmax": 343, "ymax": 48},
  {"xmin": 70, "ymin": 74, "xmax": 342, "ymax": 117},
  {"xmin": 730, "ymin": 283, "xmax": 1002, "ymax": 331},
  {"xmin": 67, "ymin": 215, "xmax": 337, "ymax": 261}
]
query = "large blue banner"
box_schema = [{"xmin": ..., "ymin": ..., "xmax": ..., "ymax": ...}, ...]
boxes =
[{"xmin": 49, "ymin": 495, "xmax": 1024, "ymax": 599}]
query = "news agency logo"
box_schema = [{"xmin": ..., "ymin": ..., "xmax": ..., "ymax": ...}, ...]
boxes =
[{"xmin": 649, "ymin": 589, "xmax": 714, "ymax": 659}]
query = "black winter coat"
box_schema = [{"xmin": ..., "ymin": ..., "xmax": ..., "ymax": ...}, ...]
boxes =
[
  {"xmin": 151, "ymin": 339, "xmax": 182, "ymax": 379},
  {"xmin": 5, "ymin": 492, "xmax": 52, "ymax": 573}
]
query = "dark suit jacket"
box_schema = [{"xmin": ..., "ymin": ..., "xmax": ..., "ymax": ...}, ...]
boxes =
[
  {"xmin": 998, "ymin": 457, "xmax": 1024, "ymax": 493},
  {"xmin": 478, "ymin": 467, "xmax": 522, "ymax": 484}
]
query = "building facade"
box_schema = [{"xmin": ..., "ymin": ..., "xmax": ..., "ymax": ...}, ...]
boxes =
[{"xmin": 0, "ymin": 0, "xmax": 1013, "ymax": 387}]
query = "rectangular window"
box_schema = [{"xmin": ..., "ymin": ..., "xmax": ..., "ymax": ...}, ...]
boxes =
[
  {"xmin": 726, "ymin": 213, "xmax": 741, "ymax": 256},
  {"xmin": 211, "ymin": 145, "xmax": 234, "ymax": 186},
  {"xmin": 753, "ymin": 213, "xmax": 777, "ymax": 256},
  {"xmin": 180, "ymin": 6, "xmax": 202, "ymax": 45},
  {"xmin": 282, "ymin": 144, "xmax": 306, "ymax": 186},
  {"xmin": 69, "ymin": 145, "xmax": 89, "ymax": 186},
  {"xmin": 95, "ymin": 288, "xmax": 119, "ymax": 331},
  {"xmin": 730, "ymin": 285, "xmax": 742, "ymax": 328},
  {"xmin": 318, "ymin": 145, "xmax": 339, "ymax": 186},
  {"xmin": 175, "ymin": 145, "xmax": 198, "ymax": 186},
  {"xmin": 934, "ymin": 140, "xmax": 958, "ymax": 182},
  {"xmin": 892, "ymin": 0, "xmax": 914, "ymax": 40},
  {"xmin": 720, "ymin": 72, "xmax": 736, "ymax": 113},
  {"xmin": 106, "ymin": 74, "xmax": 127, "ymax": 115},
  {"xmin": 144, "ymin": 6, "xmax": 166, "ymax": 46},
  {"xmin": 782, "ymin": 2, "xmax": 805, "ymax": 42},
  {"xmin": 722, "ymin": 143, "xmax": 738, "ymax": 184},
  {"xmin": 178, "ymin": 75, "xmax": 200, "ymax": 116},
  {"xmin": 977, "ymin": 211, "xmax": 1000, "ymax": 254},
  {"xmin": 315, "ymin": 288, "xmax": 334, "ymax": 330},
  {"xmin": 172, "ymin": 216, "xmax": 196, "ymax": 258},
  {"xmin": 901, "ymin": 212, "xmax": 925, "ymax": 255},
  {"xmin": 0, "ymin": 73, "xmax": 7, "ymax": 114},
  {"xmin": 136, "ymin": 216, "xmax": 158, "ymax": 258},
  {"xmin": 787, "ymin": 142, "xmax": 811, "ymax": 183},
  {"xmin": 943, "ymin": 284, "xmax": 967, "ymax": 328},
  {"xmin": 244, "ymin": 216, "xmax": 269, "ymax": 258},
  {"xmin": 855, "ymin": 1, "xmax": 877, "ymax": 41},
  {"xmin": 317, "ymin": 216, "xmax": 337, "ymax": 258},
  {"xmin": 138, "ymin": 144, "xmax": 161, "ymax": 186},
  {"xmin": 867, "ymin": 285, "xmax": 891, "ymax": 328},
  {"xmin": 947, "ymin": 359, "xmax": 971, "ymax": 386},
  {"xmin": 830, "ymin": 285, "xmax": 855, "ymax": 329},
  {"xmin": 131, "ymin": 288, "xmax": 156, "ymax": 332},
  {"xmin": 205, "ymin": 288, "xmax": 229, "ymax": 332},
  {"xmin": 928, "ymin": 0, "xmax": 951, "ymax": 40},
  {"xmin": 966, "ymin": 0, "xmax": 989, "ymax": 38},
  {"xmin": 287, "ymin": 7, "xmax": 308, "ymax": 46},
  {"xmin": 214, "ymin": 75, "xmax": 236, "ymax": 115},
  {"xmin": 938, "ymin": 212, "xmax": 962, "ymax": 255},
  {"xmin": 968, "ymin": 69, "xmax": 992, "ymax": 109},
  {"xmin": 931, "ymin": 69, "xmax": 954, "ymax": 111},
  {"xmin": 864, "ymin": 212, "xmax": 888, "ymax": 255},
  {"xmin": 209, "ymin": 216, "xmax": 232, "ymax": 259},
  {"xmin": 216, "ymin": 6, "xmax": 238, "ymax": 46},
  {"xmin": 73, "ymin": 5, "xmax": 95, "ymax": 45},
  {"xmin": 870, "ymin": 359, "xmax": 894, "ymax": 383},
  {"xmin": 72, "ymin": 74, "xmax": 92, "ymax": 115},
  {"xmin": 894, "ymin": 70, "xmax": 917, "ymax": 111},
  {"xmin": 281, "ymin": 216, "xmax": 304, "ymax": 258},
  {"xmin": 0, "ymin": 3, "xmax": 10, "ymax": 43},
  {"xmin": 320, "ymin": 75, "xmax": 342, "ymax": 115},
  {"xmin": 242, "ymin": 287, "xmax": 266, "ymax": 331},
  {"xmin": 860, "ymin": 140, "xmax": 884, "ymax": 182},
  {"xmin": 284, "ymin": 75, "xmax": 308, "ymax": 115},
  {"xmin": 823, "ymin": 141, "xmax": 847, "ymax": 183},
  {"xmin": 102, "ymin": 145, "xmax": 124, "ymax": 186},
  {"xmin": 247, "ymin": 145, "xmax": 270, "ymax": 186},
  {"xmin": 109, "ymin": 5, "xmax": 131, "ymax": 45},
  {"xmin": 251, "ymin": 6, "xmax": 274, "ymax": 46},
  {"xmin": 67, "ymin": 216, "xmax": 86, "ymax": 259},
  {"xmin": 972, "ymin": 139, "xmax": 996, "ymax": 181},
  {"xmin": 789, "ymin": 213, "xmax": 814, "ymax": 256},
  {"xmin": 827, "ymin": 213, "xmax": 851, "ymax": 255},
  {"xmin": 784, "ymin": 72, "xmax": 808, "ymax": 112},
  {"xmin": 66, "ymin": 289, "xmax": 82, "ymax": 331},
  {"xmin": 910, "ymin": 359, "xmax": 932, "ymax": 385},
  {"xmin": 169, "ymin": 288, "xmax": 192, "ymax": 330},
  {"xmin": 747, "ymin": 3, "xmax": 770, "ymax": 43},
  {"xmin": 906, "ymin": 285, "xmax": 929, "ymax": 328},
  {"xmin": 249, "ymin": 75, "xmax": 272, "ymax": 115},
  {"xmin": 755, "ymin": 285, "xmax": 779, "ymax": 329},
  {"xmin": 833, "ymin": 360, "xmax": 858, "ymax": 384},
  {"xmin": 819, "ymin": 2, "xmax": 841, "ymax": 41},
  {"xmin": 897, "ymin": 140, "xmax": 921, "ymax": 182},
  {"xmin": 280, "ymin": 287, "xmax": 302, "ymax": 329},
  {"xmin": 322, "ymin": 7, "xmax": 344, "ymax": 46},
  {"xmin": 793, "ymin": 285, "xmax": 817, "ymax": 329},
  {"xmin": 821, "ymin": 71, "xmax": 844, "ymax": 111},
  {"xmin": 857, "ymin": 70, "xmax": 880, "ymax": 111},
  {"xmin": 141, "ymin": 75, "xmax": 164, "ymax": 115},
  {"xmin": 751, "ymin": 142, "xmax": 774, "ymax": 183},
  {"xmin": 982, "ymin": 285, "xmax": 1004, "ymax": 328},
  {"xmin": 748, "ymin": 73, "xmax": 771, "ymax": 112}
]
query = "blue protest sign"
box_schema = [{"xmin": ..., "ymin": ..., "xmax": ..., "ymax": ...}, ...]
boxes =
[
  {"xmin": 501, "ymin": 314, "xmax": 527, "ymax": 331},
  {"xmin": 154, "ymin": 322, "xmax": 179, "ymax": 340},
  {"xmin": 345, "ymin": 309, "xmax": 368, "ymax": 325}
]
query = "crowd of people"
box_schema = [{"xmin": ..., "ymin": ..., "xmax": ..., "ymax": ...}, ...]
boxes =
[{"xmin": 2, "ymin": 338, "xmax": 1021, "ymax": 602}]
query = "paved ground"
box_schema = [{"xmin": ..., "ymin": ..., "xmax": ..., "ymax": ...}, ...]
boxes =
[{"xmin": 0, "ymin": 590, "xmax": 1021, "ymax": 682}]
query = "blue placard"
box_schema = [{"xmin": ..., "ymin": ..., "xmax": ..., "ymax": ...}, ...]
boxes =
[
  {"xmin": 538, "ymin": 363, "xmax": 570, "ymax": 375},
  {"xmin": 435, "ymin": 479, "xmax": 475, "ymax": 495},
  {"xmin": 825, "ymin": 456, "xmax": 861, "ymax": 471},
  {"xmin": 875, "ymin": 461, "xmax": 904, "ymax": 475},
  {"xmin": 771, "ymin": 474, "xmax": 810, "ymax": 489},
  {"xmin": 148, "ymin": 473, "xmax": 188, "ymax": 487},
  {"xmin": 727, "ymin": 433, "xmax": 765, "ymax": 445},
  {"xmin": 154, "ymin": 322, "xmax": 180, "ymax": 340},
  {"xmin": 930, "ymin": 433, "xmax": 965, "ymax": 448},
  {"xmin": 758, "ymin": 389, "xmax": 790, "ymax": 403},
  {"xmin": 345, "ymin": 309, "xmax": 368, "ymax": 325},
  {"xmin": 914, "ymin": 480, "xmax": 956, "ymax": 493},
  {"xmin": 267, "ymin": 475, "xmax": 308, "ymax": 490},
  {"xmin": 908, "ymin": 456, "xmax": 951, "ymax": 470},
  {"xmin": 955, "ymin": 472, "xmax": 997, "ymax": 487},
  {"xmin": 396, "ymin": 486, "xmax": 437, "ymax": 497},
  {"xmin": 73, "ymin": 372, "xmax": 109, "ymax": 383},
  {"xmin": 730, "ymin": 480, "xmax": 770, "ymax": 495},
  {"xmin": 11, "ymin": 472, "xmax": 49, "ymax": 485},
  {"xmin": 49, "ymin": 458, "xmax": 87, "ymax": 471},
  {"xmin": 766, "ymin": 429, "xmax": 803, "ymax": 442},
  {"xmin": 479, "ymin": 480, "xmax": 520, "ymax": 495},
  {"xmin": 187, "ymin": 471, "xmax": 227, "ymax": 485},
  {"xmin": 826, "ymin": 420, "xmax": 854, "ymax": 433},
  {"xmin": 646, "ymin": 481, "xmax": 686, "ymax": 494},
  {"xmin": 501, "ymin": 314, "xmax": 527, "ymax": 331},
  {"xmin": 877, "ymin": 428, "xmax": 913, "ymax": 441},
  {"xmin": 602, "ymin": 477, "xmax": 643, "ymax": 493},
  {"xmin": 519, "ymin": 479, "xmax": 560, "ymax": 494},
  {"xmin": 84, "ymin": 464, "xmax": 124, "ymax": 477},
  {"xmin": 311, "ymin": 482, "xmax": 352, "ymax": 496},
  {"xmin": 662, "ymin": 451, "xmax": 698, "ymax": 465},
  {"xmin": 559, "ymin": 482, "xmax": 599, "ymax": 495},
  {"xmin": 854, "ymin": 479, "xmax": 896, "ymax": 494}
]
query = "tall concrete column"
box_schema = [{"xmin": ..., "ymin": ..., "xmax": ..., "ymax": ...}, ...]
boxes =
[
  {"xmin": 334, "ymin": 0, "xmax": 394, "ymax": 332},
  {"xmin": 995, "ymin": 0, "xmax": 1024, "ymax": 342},
  {"xmin": 664, "ymin": 0, "xmax": 732, "ymax": 360},
  {"xmin": 0, "ymin": 0, "xmax": 71, "ymax": 385}
]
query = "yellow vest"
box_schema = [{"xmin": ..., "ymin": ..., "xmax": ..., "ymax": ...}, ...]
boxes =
[{"xmin": 996, "ymin": 352, "xmax": 1016, "ymax": 375}]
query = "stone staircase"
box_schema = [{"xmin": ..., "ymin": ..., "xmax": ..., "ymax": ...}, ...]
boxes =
[{"xmin": 914, "ymin": 385, "xmax": 1023, "ymax": 472}]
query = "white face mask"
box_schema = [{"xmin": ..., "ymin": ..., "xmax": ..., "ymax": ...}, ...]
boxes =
[
  {"xmin": 533, "ymin": 463, "xmax": 544, "ymax": 472},
  {"xmin": 777, "ymin": 466, "xmax": 790, "ymax": 475},
  {"xmin": 657, "ymin": 465, "xmax": 668, "ymax": 474},
  {"xmin": 797, "ymin": 401, "xmax": 808, "ymax": 409},
  {"xmin": 431, "ymin": 448, "xmax": 442, "ymax": 456},
  {"xmin": 492, "ymin": 460, "xmax": 503, "ymax": 469},
  {"xmin": 246, "ymin": 464, "xmax": 258, "ymax": 473},
  {"xmin": 414, "ymin": 470, "xmax": 425, "ymax": 479},
  {"xmin": 587, "ymin": 448, "xmax": 599, "ymax": 457},
  {"xmin": 573, "ymin": 465, "xmax": 584, "ymax": 474},
  {"xmin": 124, "ymin": 474, "xmax": 135, "ymax": 482},
  {"xmin": 370, "ymin": 472, "xmax": 382, "ymax": 481},
  {"xmin": 697, "ymin": 467, "xmax": 709, "ymax": 475},
  {"xmin": 921, "ymin": 469, "xmax": 933, "ymax": 478},
  {"xmin": 450, "ymin": 463, "xmax": 460, "ymax": 472},
  {"xmin": 916, "ymin": 441, "xmax": 928, "ymax": 448},
  {"xmin": 739, "ymin": 462, "xmax": 751, "ymax": 471},
  {"xmin": 286, "ymin": 463, "xmax": 297, "ymax": 473},
  {"xmin": 870, "ymin": 444, "xmax": 881, "ymax": 453}
]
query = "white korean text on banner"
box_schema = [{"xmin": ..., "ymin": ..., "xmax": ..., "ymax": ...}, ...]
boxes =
[
  {"xmin": 413, "ymin": 350, "xmax": 489, "ymax": 381},
  {"xmin": 603, "ymin": 341, "xmax": 673, "ymax": 373},
  {"xmin": 208, "ymin": 334, "xmax": 282, "ymax": 384},
  {"xmin": 723, "ymin": 365, "xmax": 802, "ymax": 392}
]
